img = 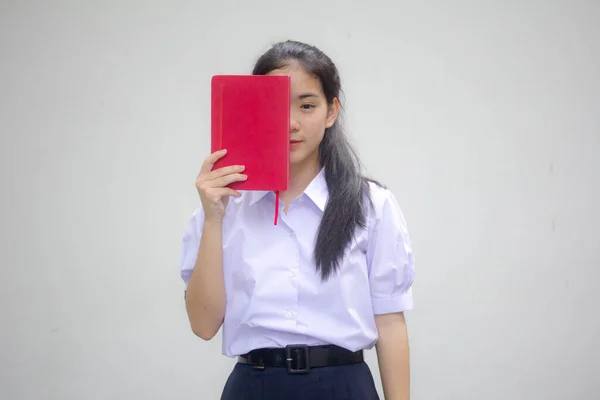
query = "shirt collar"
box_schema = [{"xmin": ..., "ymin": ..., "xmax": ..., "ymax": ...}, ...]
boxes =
[
  {"xmin": 304, "ymin": 168, "xmax": 328, "ymax": 211},
  {"xmin": 247, "ymin": 189, "xmax": 270, "ymax": 206},
  {"xmin": 247, "ymin": 168, "xmax": 328, "ymax": 211}
]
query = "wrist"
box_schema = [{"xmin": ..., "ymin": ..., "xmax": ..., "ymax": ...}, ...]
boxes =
[{"xmin": 203, "ymin": 216, "xmax": 224, "ymax": 228}]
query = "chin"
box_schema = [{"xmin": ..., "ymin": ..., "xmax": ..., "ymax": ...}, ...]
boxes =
[
  {"xmin": 289, "ymin": 153, "xmax": 305, "ymax": 166},
  {"xmin": 289, "ymin": 148, "xmax": 318, "ymax": 168}
]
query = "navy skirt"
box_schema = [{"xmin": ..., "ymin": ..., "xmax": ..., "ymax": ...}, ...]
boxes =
[{"xmin": 220, "ymin": 361, "xmax": 380, "ymax": 400}]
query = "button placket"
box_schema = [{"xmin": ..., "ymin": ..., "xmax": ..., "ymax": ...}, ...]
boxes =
[{"xmin": 283, "ymin": 226, "xmax": 299, "ymax": 321}]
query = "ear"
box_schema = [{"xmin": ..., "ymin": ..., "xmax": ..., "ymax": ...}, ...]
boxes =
[{"xmin": 325, "ymin": 97, "xmax": 340, "ymax": 128}]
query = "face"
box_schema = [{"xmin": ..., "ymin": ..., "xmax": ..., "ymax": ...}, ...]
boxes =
[{"xmin": 267, "ymin": 61, "xmax": 339, "ymax": 168}]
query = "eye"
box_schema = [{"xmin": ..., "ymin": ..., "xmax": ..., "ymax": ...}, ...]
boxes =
[{"xmin": 300, "ymin": 104, "xmax": 315, "ymax": 110}]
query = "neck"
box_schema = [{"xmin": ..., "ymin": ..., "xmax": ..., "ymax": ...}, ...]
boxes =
[{"xmin": 280, "ymin": 156, "xmax": 320, "ymax": 205}]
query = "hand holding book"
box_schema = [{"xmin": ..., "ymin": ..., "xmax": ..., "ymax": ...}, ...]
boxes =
[{"xmin": 195, "ymin": 149, "xmax": 247, "ymax": 222}]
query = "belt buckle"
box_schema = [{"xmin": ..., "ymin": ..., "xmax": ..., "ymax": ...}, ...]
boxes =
[{"xmin": 285, "ymin": 344, "xmax": 310, "ymax": 374}]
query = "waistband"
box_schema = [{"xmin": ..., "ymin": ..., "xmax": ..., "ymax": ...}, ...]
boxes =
[{"xmin": 237, "ymin": 344, "xmax": 364, "ymax": 374}]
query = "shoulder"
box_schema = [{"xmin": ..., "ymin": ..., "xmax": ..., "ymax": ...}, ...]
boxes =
[
  {"xmin": 182, "ymin": 191, "xmax": 254, "ymax": 234},
  {"xmin": 363, "ymin": 179, "xmax": 410, "ymax": 238},
  {"xmin": 366, "ymin": 180, "xmax": 393, "ymax": 206},
  {"xmin": 179, "ymin": 191, "xmax": 254, "ymax": 285},
  {"xmin": 366, "ymin": 180, "xmax": 406, "ymax": 218}
]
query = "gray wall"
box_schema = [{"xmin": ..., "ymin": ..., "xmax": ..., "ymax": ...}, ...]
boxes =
[{"xmin": 1, "ymin": 1, "xmax": 599, "ymax": 399}]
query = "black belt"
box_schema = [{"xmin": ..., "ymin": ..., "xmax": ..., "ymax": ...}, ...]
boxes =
[{"xmin": 237, "ymin": 344, "xmax": 364, "ymax": 374}]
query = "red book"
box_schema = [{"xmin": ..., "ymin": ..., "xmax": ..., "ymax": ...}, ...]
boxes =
[{"xmin": 210, "ymin": 74, "xmax": 291, "ymax": 223}]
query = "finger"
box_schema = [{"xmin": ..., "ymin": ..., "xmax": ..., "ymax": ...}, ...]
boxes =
[
  {"xmin": 211, "ymin": 173, "xmax": 248, "ymax": 188},
  {"xmin": 199, "ymin": 149, "xmax": 227, "ymax": 175},
  {"xmin": 206, "ymin": 164, "xmax": 245, "ymax": 180},
  {"xmin": 201, "ymin": 173, "xmax": 248, "ymax": 188},
  {"xmin": 211, "ymin": 187, "xmax": 242, "ymax": 198},
  {"xmin": 201, "ymin": 186, "xmax": 239, "ymax": 201}
]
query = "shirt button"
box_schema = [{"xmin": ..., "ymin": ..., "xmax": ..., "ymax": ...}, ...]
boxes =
[{"xmin": 285, "ymin": 311, "xmax": 293, "ymax": 319}]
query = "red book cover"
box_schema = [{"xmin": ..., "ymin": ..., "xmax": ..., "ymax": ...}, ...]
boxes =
[{"xmin": 211, "ymin": 75, "xmax": 290, "ymax": 192}]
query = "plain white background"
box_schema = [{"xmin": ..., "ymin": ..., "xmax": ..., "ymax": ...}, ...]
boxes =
[{"xmin": 1, "ymin": 1, "xmax": 599, "ymax": 399}]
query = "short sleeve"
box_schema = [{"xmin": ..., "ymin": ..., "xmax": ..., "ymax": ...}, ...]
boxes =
[
  {"xmin": 179, "ymin": 207, "xmax": 205, "ymax": 288},
  {"xmin": 366, "ymin": 187, "xmax": 415, "ymax": 315}
]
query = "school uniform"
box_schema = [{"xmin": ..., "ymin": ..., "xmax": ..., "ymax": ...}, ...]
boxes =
[{"xmin": 179, "ymin": 169, "xmax": 415, "ymax": 399}]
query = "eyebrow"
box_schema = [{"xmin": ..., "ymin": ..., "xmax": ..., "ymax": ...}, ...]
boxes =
[{"xmin": 297, "ymin": 92, "xmax": 319, "ymax": 99}]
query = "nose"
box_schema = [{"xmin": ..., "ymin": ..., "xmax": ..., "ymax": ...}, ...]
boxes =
[{"xmin": 290, "ymin": 117, "xmax": 300, "ymax": 133}]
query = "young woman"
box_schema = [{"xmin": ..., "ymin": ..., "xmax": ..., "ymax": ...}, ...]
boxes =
[{"xmin": 179, "ymin": 40, "xmax": 415, "ymax": 400}]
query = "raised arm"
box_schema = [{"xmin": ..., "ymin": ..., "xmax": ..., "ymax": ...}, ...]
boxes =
[{"xmin": 182, "ymin": 149, "xmax": 247, "ymax": 340}]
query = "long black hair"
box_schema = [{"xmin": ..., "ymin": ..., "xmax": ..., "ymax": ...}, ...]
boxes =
[{"xmin": 253, "ymin": 40, "xmax": 376, "ymax": 281}]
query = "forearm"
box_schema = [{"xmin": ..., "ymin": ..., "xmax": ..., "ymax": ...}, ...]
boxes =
[
  {"xmin": 375, "ymin": 313, "xmax": 410, "ymax": 400},
  {"xmin": 185, "ymin": 218, "xmax": 226, "ymax": 340}
]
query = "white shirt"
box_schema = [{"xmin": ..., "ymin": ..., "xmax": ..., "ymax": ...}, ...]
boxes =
[{"xmin": 179, "ymin": 169, "xmax": 415, "ymax": 357}]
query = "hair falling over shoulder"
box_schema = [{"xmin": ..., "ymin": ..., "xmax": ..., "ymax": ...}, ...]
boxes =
[{"xmin": 253, "ymin": 40, "xmax": 379, "ymax": 280}]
